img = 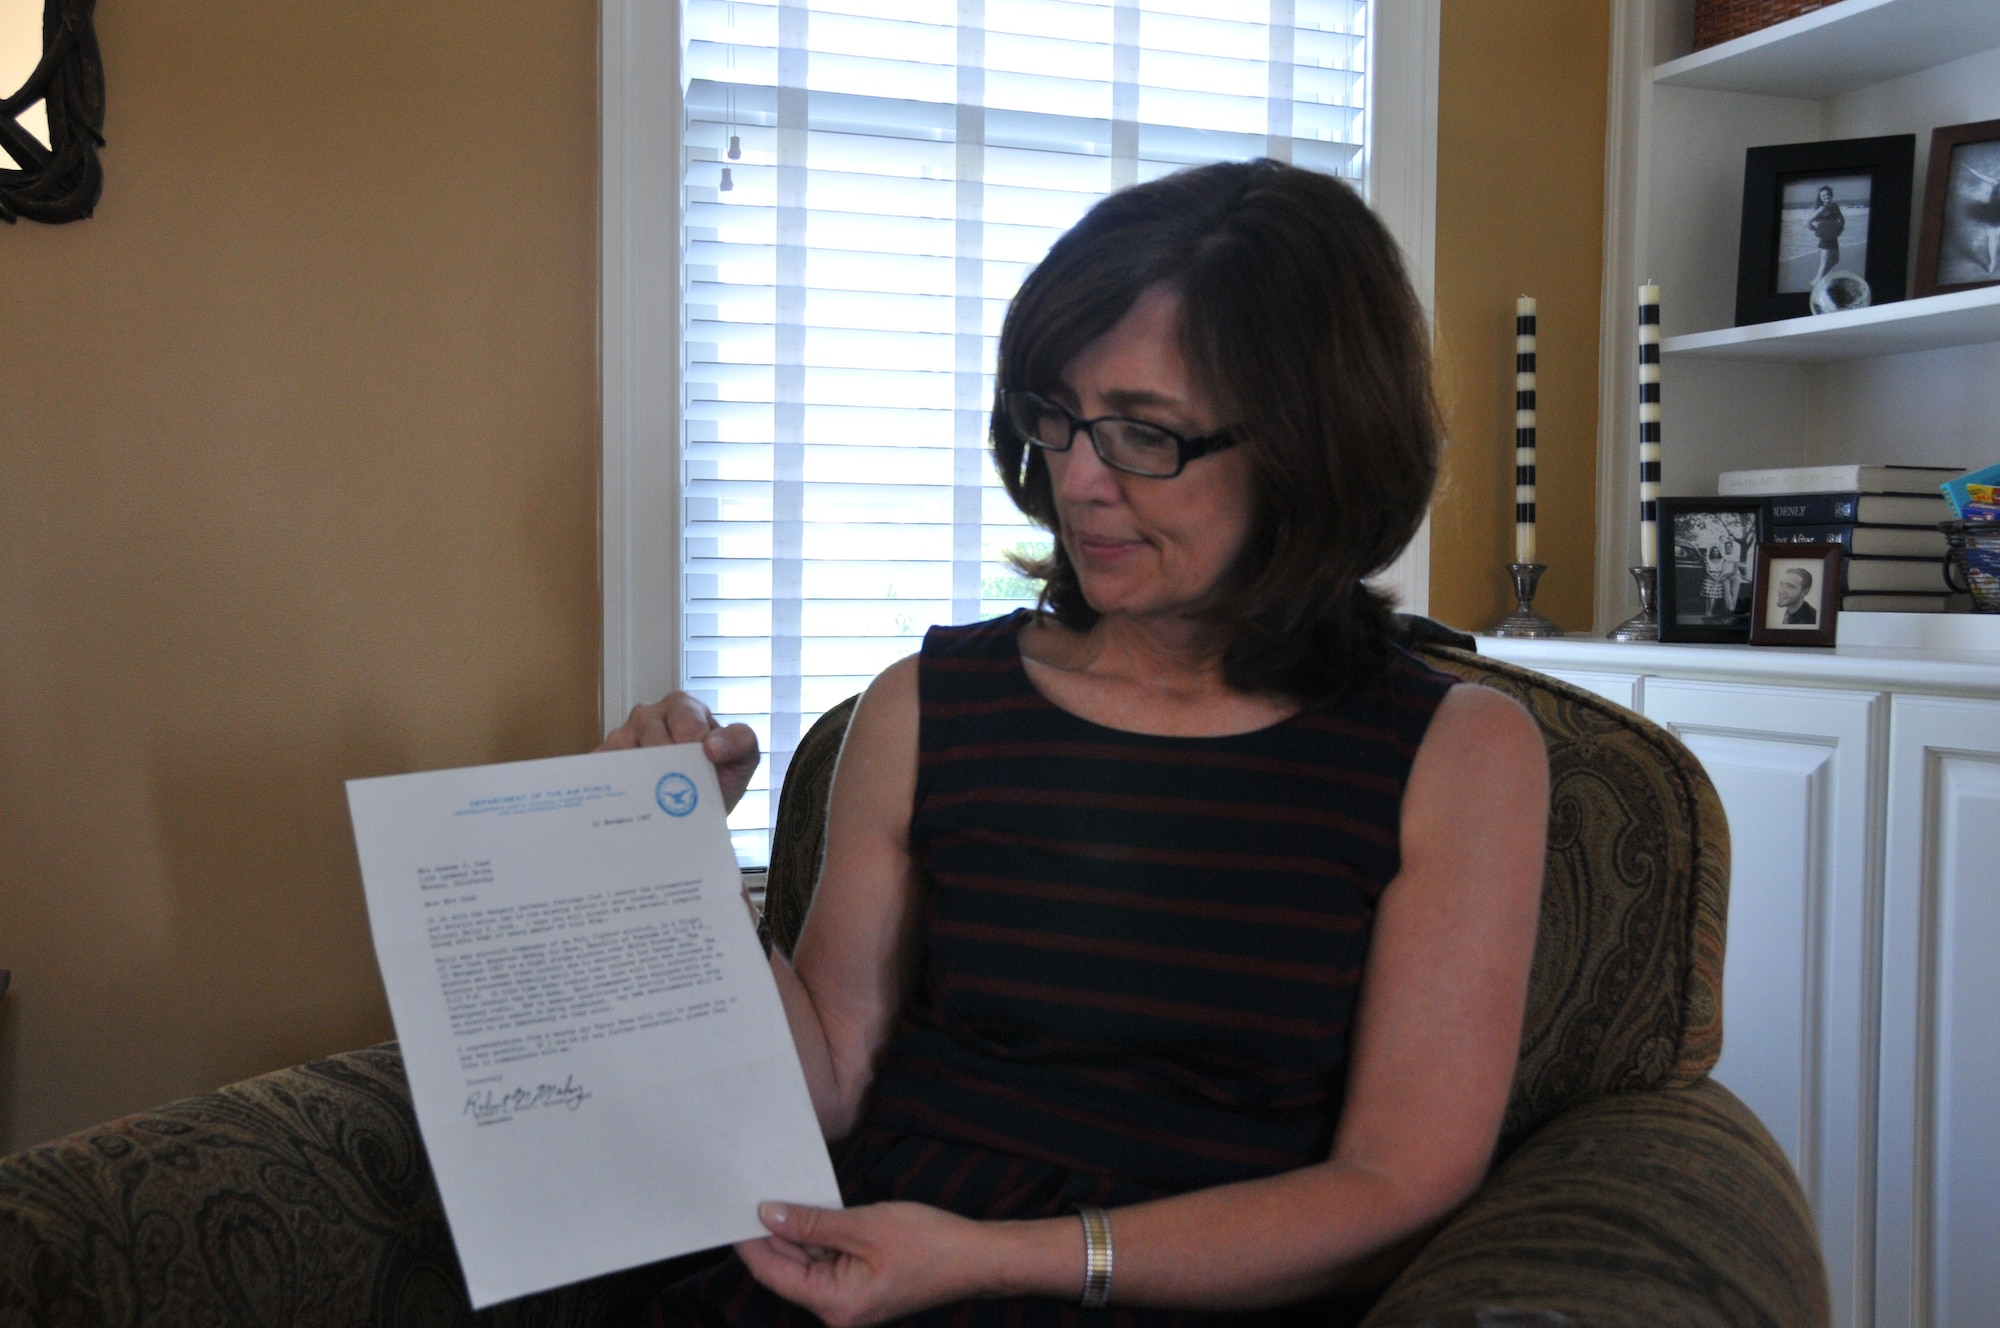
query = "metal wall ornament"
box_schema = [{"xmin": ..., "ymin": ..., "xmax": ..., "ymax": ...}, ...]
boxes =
[{"xmin": 0, "ymin": 0, "xmax": 104, "ymax": 224}]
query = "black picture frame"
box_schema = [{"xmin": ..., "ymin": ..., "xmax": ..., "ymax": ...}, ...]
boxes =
[
  {"xmin": 1735, "ymin": 134, "xmax": 1914, "ymax": 326},
  {"xmin": 1914, "ymin": 118, "xmax": 2000, "ymax": 298},
  {"xmin": 0, "ymin": 0, "xmax": 105, "ymax": 224},
  {"xmin": 1657, "ymin": 498, "xmax": 1766, "ymax": 644},
  {"xmin": 1749, "ymin": 542, "xmax": 1842, "ymax": 647}
]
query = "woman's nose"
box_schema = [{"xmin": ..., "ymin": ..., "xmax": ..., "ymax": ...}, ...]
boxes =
[{"xmin": 1049, "ymin": 432, "xmax": 1124, "ymax": 504}]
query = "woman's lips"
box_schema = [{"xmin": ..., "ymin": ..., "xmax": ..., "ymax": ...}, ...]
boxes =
[{"xmin": 1070, "ymin": 533, "xmax": 1147, "ymax": 564}]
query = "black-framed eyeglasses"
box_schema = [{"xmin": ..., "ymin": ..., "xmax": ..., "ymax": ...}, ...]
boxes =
[{"xmin": 999, "ymin": 389, "xmax": 1238, "ymax": 479}]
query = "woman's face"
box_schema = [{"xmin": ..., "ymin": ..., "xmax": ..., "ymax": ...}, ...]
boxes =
[
  {"xmin": 1044, "ymin": 285, "xmax": 1255, "ymax": 624},
  {"xmin": 1818, "ymin": 186, "xmax": 1834, "ymax": 203}
]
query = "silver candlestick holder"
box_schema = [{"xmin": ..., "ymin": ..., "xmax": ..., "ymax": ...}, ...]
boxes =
[
  {"xmin": 1491, "ymin": 563, "xmax": 1562, "ymax": 637},
  {"xmin": 1608, "ymin": 565, "xmax": 1660, "ymax": 641}
]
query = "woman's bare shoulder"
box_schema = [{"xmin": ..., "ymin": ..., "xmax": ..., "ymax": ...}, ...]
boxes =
[
  {"xmin": 1402, "ymin": 682, "xmax": 1547, "ymax": 844},
  {"xmin": 1423, "ymin": 680, "xmax": 1542, "ymax": 759},
  {"xmin": 852, "ymin": 651, "xmax": 920, "ymax": 730},
  {"xmin": 826, "ymin": 652, "xmax": 923, "ymax": 817}
]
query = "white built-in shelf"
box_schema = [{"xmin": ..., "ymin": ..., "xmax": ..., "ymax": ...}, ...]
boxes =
[
  {"xmin": 1653, "ymin": 0, "xmax": 2000, "ymax": 99},
  {"xmin": 1481, "ymin": 629, "xmax": 2000, "ymax": 696},
  {"xmin": 1660, "ymin": 285, "xmax": 2000, "ymax": 362}
]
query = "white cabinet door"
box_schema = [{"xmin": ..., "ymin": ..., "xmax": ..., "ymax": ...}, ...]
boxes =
[
  {"xmin": 1644, "ymin": 678, "xmax": 1883, "ymax": 1328},
  {"xmin": 1875, "ymin": 696, "xmax": 2000, "ymax": 1328}
]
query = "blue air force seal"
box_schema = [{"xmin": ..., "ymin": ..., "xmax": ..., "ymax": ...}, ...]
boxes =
[{"xmin": 655, "ymin": 772, "xmax": 698, "ymax": 817}]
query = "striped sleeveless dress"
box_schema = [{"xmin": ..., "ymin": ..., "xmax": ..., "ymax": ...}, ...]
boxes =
[{"xmin": 651, "ymin": 610, "xmax": 1457, "ymax": 1328}]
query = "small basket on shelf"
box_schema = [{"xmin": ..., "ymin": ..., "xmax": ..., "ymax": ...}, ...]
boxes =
[
  {"xmin": 1693, "ymin": 0, "xmax": 1838, "ymax": 50},
  {"xmin": 1942, "ymin": 520, "xmax": 2000, "ymax": 614}
]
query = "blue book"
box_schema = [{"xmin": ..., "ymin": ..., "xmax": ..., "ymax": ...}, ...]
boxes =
[
  {"xmin": 1765, "ymin": 492, "xmax": 1949, "ymax": 527},
  {"xmin": 1768, "ymin": 523, "xmax": 1948, "ymax": 557}
]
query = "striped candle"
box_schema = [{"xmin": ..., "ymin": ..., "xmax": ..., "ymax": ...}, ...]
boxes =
[
  {"xmin": 1638, "ymin": 284, "xmax": 1662, "ymax": 567},
  {"xmin": 1515, "ymin": 296, "xmax": 1538, "ymax": 564}
]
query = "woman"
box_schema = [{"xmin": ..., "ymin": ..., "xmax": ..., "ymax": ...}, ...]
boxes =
[
  {"xmin": 1809, "ymin": 184, "xmax": 1846, "ymax": 284},
  {"xmin": 1696, "ymin": 521, "xmax": 1749, "ymax": 622},
  {"xmin": 605, "ymin": 160, "xmax": 1548, "ymax": 1328}
]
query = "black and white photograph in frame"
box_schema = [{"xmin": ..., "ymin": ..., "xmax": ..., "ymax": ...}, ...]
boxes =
[
  {"xmin": 1916, "ymin": 118, "xmax": 2000, "ymax": 297},
  {"xmin": 1749, "ymin": 542, "xmax": 1842, "ymax": 648},
  {"xmin": 1656, "ymin": 498, "xmax": 1765, "ymax": 644},
  {"xmin": 1938, "ymin": 144, "xmax": 2000, "ymax": 283},
  {"xmin": 1735, "ymin": 135, "xmax": 1914, "ymax": 326},
  {"xmin": 1774, "ymin": 173, "xmax": 1872, "ymax": 295}
]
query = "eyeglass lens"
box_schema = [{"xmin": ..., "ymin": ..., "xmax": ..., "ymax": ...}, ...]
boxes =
[{"xmin": 1006, "ymin": 394, "xmax": 1182, "ymax": 477}]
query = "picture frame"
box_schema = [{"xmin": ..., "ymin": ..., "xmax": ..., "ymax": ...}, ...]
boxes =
[
  {"xmin": 1749, "ymin": 542, "xmax": 1842, "ymax": 647},
  {"xmin": 1914, "ymin": 118, "xmax": 2000, "ymax": 298},
  {"xmin": 1735, "ymin": 135, "xmax": 1915, "ymax": 326},
  {"xmin": 1657, "ymin": 498, "xmax": 1766, "ymax": 644}
]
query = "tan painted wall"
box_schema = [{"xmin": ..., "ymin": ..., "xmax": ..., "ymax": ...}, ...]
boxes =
[
  {"xmin": 0, "ymin": 1, "xmax": 600, "ymax": 1151},
  {"xmin": 1430, "ymin": 0, "xmax": 1610, "ymax": 633}
]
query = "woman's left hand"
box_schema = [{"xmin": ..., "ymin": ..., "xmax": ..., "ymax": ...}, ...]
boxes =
[{"xmin": 736, "ymin": 1200, "xmax": 1020, "ymax": 1328}]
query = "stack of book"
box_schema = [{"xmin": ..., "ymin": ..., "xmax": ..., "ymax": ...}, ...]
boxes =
[{"xmin": 1718, "ymin": 464, "xmax": 1961, "ymax": 612}]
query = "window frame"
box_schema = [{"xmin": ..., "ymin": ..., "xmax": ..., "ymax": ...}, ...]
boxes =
[{"xmin": 599, "ymin": 0, "xmax": 1440, "ymax": 733}]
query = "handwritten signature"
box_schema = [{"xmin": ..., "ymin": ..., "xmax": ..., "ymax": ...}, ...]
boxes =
[{"xmin": 464, "ymin": 1076, "xmax": 592, "ymax": 1124}]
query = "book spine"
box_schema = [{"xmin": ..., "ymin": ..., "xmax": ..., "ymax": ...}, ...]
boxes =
[
  {"xmin": 1842, "ymin": 561, "xmax": 1950, "ymax": 594},
  {"xmin": 1764, "ymin": 494, "xmax": 1949, "ymax": 526},
  {"xmin": 1771, "ymin": 524, "xmax": 1949, "ymax": 557},
  {"xmin": 1840, "ymin": 593, "xmax": 1947, "ymax": 612},
  {"xmin": 1768, "ymin": 524, "xmax": 1853, "ymax": 549},
  {"xmin": 1719, "ymin": 466, "xmax": 1855, "ymax": 496},
  {"xmin": 1719, "ymin": 466, "xmax": 1961, "ymax": 497},
  {"xmin": 1767, "ymin": 495, "xmax": 1859, "ymax": 525}
]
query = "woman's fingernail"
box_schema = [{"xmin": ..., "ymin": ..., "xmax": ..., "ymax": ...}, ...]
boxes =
[{"xmin": 761, "ymin": 1202, "xmax": 788, "ymax": 1227}]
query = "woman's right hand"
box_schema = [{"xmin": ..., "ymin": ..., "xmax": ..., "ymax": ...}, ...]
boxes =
[{"xmin": 597, "ymin": 692, "xmax": 760, "ymax": 814}]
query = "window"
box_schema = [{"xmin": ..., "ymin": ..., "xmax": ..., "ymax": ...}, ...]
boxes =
[{"xmin": 601, "ymin": 0, "xmax": 1437, "ymax": 864}]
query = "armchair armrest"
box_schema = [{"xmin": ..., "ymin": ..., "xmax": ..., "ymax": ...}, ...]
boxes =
[
  {"xmin": 0, "ymin": 1044, "xmax": 691, "ymax": 1327},
  {"xmin": 1361, "ymin": 1079, "xmax": 1828, "ymax": 1328}
]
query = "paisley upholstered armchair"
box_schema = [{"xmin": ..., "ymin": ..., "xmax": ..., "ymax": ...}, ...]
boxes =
[{"xmin": 0, "ymin": 641, "xmax": 1827, "ymax": 1327}]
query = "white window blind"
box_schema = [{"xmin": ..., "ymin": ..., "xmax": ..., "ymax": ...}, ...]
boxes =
[{"xmin": 681, "ymin": 0, "xmax": 1371, "ymax": 864}]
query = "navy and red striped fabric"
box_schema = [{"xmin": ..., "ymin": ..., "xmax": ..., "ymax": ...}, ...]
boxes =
[{"xmin": 651, "ymin": 611, "xmax": 1455, "ymax": 1328}]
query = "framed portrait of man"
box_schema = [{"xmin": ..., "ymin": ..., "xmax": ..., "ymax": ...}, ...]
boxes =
[{"xmin": 1749, "ymin": 542, "xmax": 1842, "ymax": 647}]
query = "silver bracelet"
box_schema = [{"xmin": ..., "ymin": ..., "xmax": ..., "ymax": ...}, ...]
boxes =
[{"xmin": 1074, "ymin": 1203, "xmax": 1113, "ymax": 1309}]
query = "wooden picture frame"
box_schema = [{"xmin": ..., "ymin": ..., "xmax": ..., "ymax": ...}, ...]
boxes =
[
  {"xmin": 1657, "ymin": 498, "xmax": 1766, "ymax": 644},
  {"xmin": 0, "ymin": 0, "xmax": 105, "ymax": 224},
  {"xmin": 1749, "ymin": 542, "xmax": 1842, "ymax": 647},
  {"xmin": 1735, "ymin": 135, "xmax": 1915, "ymax": 326},
  {"xmin": 1914, "ymin": 118, "xmax": 2000, "ymax": 298}
]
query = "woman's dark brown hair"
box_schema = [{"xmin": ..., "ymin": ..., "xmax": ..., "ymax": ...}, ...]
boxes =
[{"xmin": 993, "ymin": 158, "xmax": 1441, "ymax": 699}]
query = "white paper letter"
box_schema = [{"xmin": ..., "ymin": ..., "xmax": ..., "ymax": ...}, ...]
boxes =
[{"xmin": 347, "ymin": 745, "xmax": 841, "ymax": 1308}]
